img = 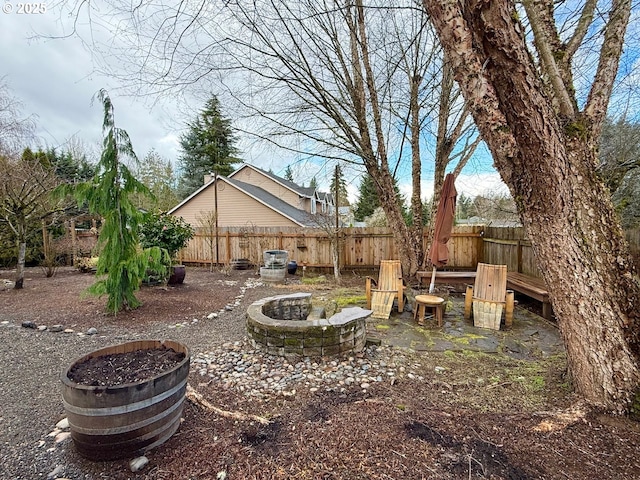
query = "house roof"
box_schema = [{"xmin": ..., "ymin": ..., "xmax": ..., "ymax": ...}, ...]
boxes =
[
  {"xmin": 318, "ymin": 191, "xmax": 335, "ymax": 204},
  {"xmin": 168, "ymin": 174, "xmax": 319, "ymax": 227},
  {"xmin": 226, "ymin": 177, "xmax": 318, "ymax": 226},
  {"xmin": 229, "ymin": 163, "xmax": 333, "ymax": 202}
]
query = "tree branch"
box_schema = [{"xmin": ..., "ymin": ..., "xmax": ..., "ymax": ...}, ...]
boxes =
[
  {"xmin": 563, "ymin": 0, "xmax": 597, "ymax": 62},
  {"xmin": 584, "ymin": 0, "xmax": 632, "ymax": 138},
  {"xmin": 522, "ymin": 0, "xmax": 576, "ymax": 119}
]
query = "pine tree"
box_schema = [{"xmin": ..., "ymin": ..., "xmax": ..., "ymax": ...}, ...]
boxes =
[
  {"xmin": 330, "ymin": 165, "xmax": 350, "ymax": 207},
  {"xmin": 284, "ymin": 165, "xmax": 294, "ymax": 182},
  {"xmin": 309, "ymin": 176, "xmax": 318, "ymax": 190},
  {"xmin": 177, "ymin": 96, "xmax": 239, "ymax": 198},
  {"xmin": 353, "ymin": 173, "xmax": 380, "ymax": 221}
]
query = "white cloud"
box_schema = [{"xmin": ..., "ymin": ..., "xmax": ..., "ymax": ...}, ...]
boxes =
[
  {"xmin": 1, "ymin": 10, "xmax": 182, "ymax": 162},
  {"xmin": 395, "ymin": 171, "xmax": 508, "ymax": 207}
]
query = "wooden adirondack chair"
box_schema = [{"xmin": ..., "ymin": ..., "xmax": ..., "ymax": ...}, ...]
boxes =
[
  {"xmin": 464, "ymin": 263, "xmax": 514, "ymax": 330},
  {"xmin": 366, "ymin": 260, "xmax": 406, "ymax": 320}
]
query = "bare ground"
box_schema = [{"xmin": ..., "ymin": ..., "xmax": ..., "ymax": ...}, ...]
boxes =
[{"xmin": 1, "ymin": 266, "xmax": 639, "ymax": 480}]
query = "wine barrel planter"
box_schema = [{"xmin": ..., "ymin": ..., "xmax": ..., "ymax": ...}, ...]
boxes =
[
  {"xmin": 260, "ymin": 267, "xmax": 286, "ymax": 282},
  {"xmin": 231, "ymin": 258, "xmax": 251, "ymax": 270},
  {"xmin": 61, "ymin": 340, "xmax": 190, "ymax": 461},
  {"xmin": 168, "ymin": 265, "xmax": 186, "ymax": 285}
]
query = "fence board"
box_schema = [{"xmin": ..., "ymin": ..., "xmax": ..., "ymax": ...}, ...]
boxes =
[
  {"xmin": 72, "ymin": 223, "xmax": 639, "ymax": 278},
  {"xmin": 482, "ymin": 226, "xmax": 541, "ymax": 277},
  {"xmin": 178, "ymin": 225, "xmax": 483, "ymax": 270}
]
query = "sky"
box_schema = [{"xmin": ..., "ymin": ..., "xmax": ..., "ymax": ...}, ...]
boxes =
[
  {"xmin": 1, "ymin": 9, "xmax": 183, "ymax": 163},
  {"xmin": 0, "ymin": 4, "xmax": 508, "ymax": 203}
]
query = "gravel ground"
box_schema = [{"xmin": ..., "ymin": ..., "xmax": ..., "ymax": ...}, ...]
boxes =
[
  {"xmin": 1, "ymin": 267, "xmax": 396, "ymax": 479},
  {"xmin": 3, "ymin": 267, "xmax": 640, "ymax": 480},
  {"xmin": 0, "ymin": 267, "xmax": 266, "ymax": 479}
]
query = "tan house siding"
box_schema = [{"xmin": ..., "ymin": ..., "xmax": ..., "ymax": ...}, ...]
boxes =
[
  {"xmin": 171, "ymin": 182, "xmax": 300, "ymax": 228},
  {"xmin": 232, "ymin": 166, "xmax": 303, "ymax": 210}
]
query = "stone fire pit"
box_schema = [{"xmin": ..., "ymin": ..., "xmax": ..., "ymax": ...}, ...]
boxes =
[{"xmin": 246, "ymin": 293, "xmax": 372, "ymax": 357}]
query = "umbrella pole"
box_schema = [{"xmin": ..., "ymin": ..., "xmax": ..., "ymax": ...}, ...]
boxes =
[{"xmin": 429, "ymin": 266, "xmax": 437, "ymax": 293}]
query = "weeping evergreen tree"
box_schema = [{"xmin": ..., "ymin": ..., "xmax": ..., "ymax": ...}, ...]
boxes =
[{"xmin": 55, "ymin": 90, "xmax": 167, "ymax": 313}]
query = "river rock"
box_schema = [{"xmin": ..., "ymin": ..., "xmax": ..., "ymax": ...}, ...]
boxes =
[
  {"xmin": 130, "ymin": 455, "xmax": 149, "ymax": 472},
  {"xmin": 54, "ymin": 431, "xmax": 71, "ymax": 443},
  {"xmin": 46, "ymin": 465, "xmax": 64, "ymax": 480},
  {"xmin": 56, "ymin": 417, "xmax": 69, "ymax": 430}
]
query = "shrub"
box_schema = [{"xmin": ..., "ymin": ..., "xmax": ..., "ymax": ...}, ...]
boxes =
[
  {"xmin": 139, "ymin": 213, "xmax": 195, "ymax": 262},
  {"xmin": 76, "ymin": 256, "xmax": 99, "ymax": 273}
]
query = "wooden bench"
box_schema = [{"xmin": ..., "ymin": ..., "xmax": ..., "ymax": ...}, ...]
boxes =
[
  {"xmin": 416, "ymin": 270, "xmax": 476, "ymax": 287},
  {"xmin": 417, "ymin": 270, "xmax": 553, "ymax": 320},
  {"xmin": 506, "ymin": 272, "xmax": 552, "ymax": 320}
]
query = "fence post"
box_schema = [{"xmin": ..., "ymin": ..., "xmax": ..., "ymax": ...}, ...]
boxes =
[
  {"xmin": 517, "ymin": 240, "xmax": 523, "ymax": 273},
  {"xmin": 225, "ymin": 230, "xmax": 231, "ymax": 264},
  {"xmin": 70, "ymin": 219, "xmax": 77, "ymax": 267}
]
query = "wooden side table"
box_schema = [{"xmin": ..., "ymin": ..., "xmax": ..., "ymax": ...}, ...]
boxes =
[{"xmin": 414, "ymin": 294, "xmax": 445, "ymax": 326}]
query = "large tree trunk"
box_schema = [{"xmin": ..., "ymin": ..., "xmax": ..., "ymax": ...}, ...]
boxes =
[
  {"xmin": 370, "ymin": 163, "xmax": 420, "ymax": 276},
  {"xmin": 348, "ymin": 0, "xmax": 420, "ymax": 277},
  {"xmin": 424, "ymin": 0, "xmax": 640, "ymax": 412},
  {"xmin": 14, "ymin": 239, "xmax": 26, "ymax": 289}
]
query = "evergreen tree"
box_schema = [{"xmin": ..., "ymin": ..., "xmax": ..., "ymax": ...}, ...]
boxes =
[
  {"xmin": 133, "ymin": 149, "xmax": 179, "ymax": 212},
  {"xmin": 354, "ymin": 172, "xmax": 406, "ymax": 223},
  {"xmin": 284, "ymin": 165, "xmax": 294, "ymax": 182},
  {"xmin": 456, "ymin": 193, "xmax": 473, "ymax": 219},
  {"xmin": 55, "ymin": 90, "xmax": 167, "ymax": 313},
  {"xmin": 354, "ymin": 173, "xmax": 379, "ymax": 221},
  {"xmin": 309, "ymin": 176, "xmax": 318, "ymax": 190},
  {"xmin": 45, "ymin": 147, "xmax": 96, "ymax": 183},
  {"xmin": 177, "ymin": 96, "xmax": 239, "ymax": 198},
  {"xmin": 330, "ymin": 165, "xmax": 350, "ymax": 206}
]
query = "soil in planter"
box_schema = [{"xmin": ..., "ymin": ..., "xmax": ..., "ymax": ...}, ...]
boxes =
[{"xmin": 67, "ymin": 346, "xmax": 186, "ymax": 386}]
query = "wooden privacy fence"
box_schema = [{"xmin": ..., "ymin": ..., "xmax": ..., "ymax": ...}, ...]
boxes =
[
  {"xmin": 177, "ymin": 225, "xmax": 484, "ymax": 270},
  {"xmin": 481, "ymin": 226, "xmax": 541, "ymax": 277},
  {"xmin": 483, "ymin": 227, "xmax": 640, "ymax": 277},
  {"xmin": 70, "ymin": 224, "xmax": 640, "ymax": 277}
]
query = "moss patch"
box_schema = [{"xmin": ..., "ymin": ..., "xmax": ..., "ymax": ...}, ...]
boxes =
[{"xmin": 301, "ymin": 275, "xmax": 328, "ymax": 285}]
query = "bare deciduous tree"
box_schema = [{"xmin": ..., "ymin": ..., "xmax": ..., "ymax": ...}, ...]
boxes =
[
  {"xmin": 0, "ymin": 154, "xmax": 63, "ymax": 288},
  {"xmin": 0, "ymin": 78, "xmax": 35, "ymax": 156},
  {"xmin": 196, "ymin": 209, "xmax": 219, "ymax": 272},
  {"xmin": 57, "ymin": 0, "xmax": 479, "ymax": 275}
]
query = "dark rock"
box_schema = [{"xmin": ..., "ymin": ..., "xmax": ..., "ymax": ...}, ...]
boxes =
[{"xmin": 21, "ymin": 321, "xmax": 37, "ymax": 329}]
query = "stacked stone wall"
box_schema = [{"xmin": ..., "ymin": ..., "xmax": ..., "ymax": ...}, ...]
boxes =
[{"xmin": 246, "ymin": 293, "xmax": 372, "ymax": 357}]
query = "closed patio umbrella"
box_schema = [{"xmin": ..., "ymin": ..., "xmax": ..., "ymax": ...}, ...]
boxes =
[{"xmin": 427, "ymin": 173, "xmax": 457, "ymax": 293}]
